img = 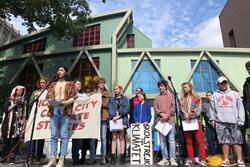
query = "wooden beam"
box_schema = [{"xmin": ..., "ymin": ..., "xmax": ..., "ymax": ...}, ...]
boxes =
[
  {"xmin": 68, "ymin": 50, "xmax": 84, "ymax": 74},
  {"xmin": 9, "ymin": 58, "xmax": 29, "ymax": 84},
  {"xmin": 185, "ymin": 51, "xmax": 205, "ymax": 82},
  {"xmin": 31, "ymin": 56, "xmax": 43, "ymax": 78},
  {"xmin": 205, "ymin": 51, "xmax": 241, "ymax": 92},
  {"xmin": 123, "ymin": 52, "xmax": 146, "ymax": 92}
]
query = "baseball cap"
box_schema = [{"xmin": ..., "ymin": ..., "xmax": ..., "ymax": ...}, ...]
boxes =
[{"xmin": 217, "ymin": 76, "xmax": 227, "ymax": 84}]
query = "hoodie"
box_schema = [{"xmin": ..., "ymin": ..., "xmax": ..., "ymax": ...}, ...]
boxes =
[
  {"xmin": 243, "ymin": 76, "xmax": 250, "ymax": 113},
  {"xmin": 210, "ymin": 88, "xmax": 245, "ymax": 125}
]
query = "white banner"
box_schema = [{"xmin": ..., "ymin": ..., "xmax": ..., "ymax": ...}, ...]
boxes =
[
  {"xmin": 130, "ymin": 123, "xmax": 153, "ymax": 165},
  {"xmin": 25, "ymin": 92, "xmax": 102, "ymax": 142}
]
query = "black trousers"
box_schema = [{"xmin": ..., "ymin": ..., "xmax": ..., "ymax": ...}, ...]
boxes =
[{"xmin": 1, "ymin": 137, "xmax": 20, "ymax": 159}]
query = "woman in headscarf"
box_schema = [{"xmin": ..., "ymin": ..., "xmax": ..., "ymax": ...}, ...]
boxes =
[{"xmin": 0, "ymin": 85, "xmax": 27, "ymax": 164}]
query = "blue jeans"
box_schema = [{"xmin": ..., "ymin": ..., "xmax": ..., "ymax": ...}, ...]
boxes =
[
  {"xmin": 160, "ymin": 123, "xmax": 176, "ymax": 159},
  {"xmin": 71, "ymin": 139, "xmax": 80, "ymax": 161},
  {"xmin": 30, "ymin": 139, "xmax": 45, "ymax": 159},
  {"xmin": 101, "ymin": 121, "xmax": 107, "ymax": 158},
  {"xmin": 89, "ymin": 139, "xmax": 97, "ymax": 161},
  {"xmin": 50, "ymin": 107, "xmax": 69, "ymax": 157}
]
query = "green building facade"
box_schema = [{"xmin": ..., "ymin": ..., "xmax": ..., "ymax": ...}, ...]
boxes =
[{"xmin": 0, "ymin": 9, "xmax": 250, "ymax": 103}]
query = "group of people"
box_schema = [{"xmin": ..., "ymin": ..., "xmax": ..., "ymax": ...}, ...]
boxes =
[{"xmin": 0, "ymin": 60, "xmax": 249, "ymax": 167}]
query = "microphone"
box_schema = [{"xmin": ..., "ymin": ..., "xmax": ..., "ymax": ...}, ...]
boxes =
[{"xmin": 168, "ymin": 76, "xmax": 172, "ymax": 81}]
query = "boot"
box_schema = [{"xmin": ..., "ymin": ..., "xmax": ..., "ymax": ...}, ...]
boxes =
[
  {"xmin": 55, "ymin": 158, "xmax": 64, "ymax": 167},
  {"xmin": 119, "ymin": 154, "xmax": 125, "ymax": 164},
  {"xmin": 43, "ymin": 157, "xmax": 57, "ymax": 167},
  {"xmin": 110, "ymin": 154, "xmax": 116, "ymax": 164}
]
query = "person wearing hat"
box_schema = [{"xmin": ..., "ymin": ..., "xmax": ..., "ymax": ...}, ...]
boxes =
[{"xmin": 210, "ymin": 76, "xmax": 245, "ymax": 167}]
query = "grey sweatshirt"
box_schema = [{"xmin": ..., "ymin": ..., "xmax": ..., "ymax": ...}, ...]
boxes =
[{"xmin": 209, "ymin": 88, "xmax": 245, "ymax": 125}]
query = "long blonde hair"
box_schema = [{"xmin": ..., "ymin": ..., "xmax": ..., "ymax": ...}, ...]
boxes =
[{"xmin": 181, "ymin": 82, "xmax": 198, "ymax": 98}]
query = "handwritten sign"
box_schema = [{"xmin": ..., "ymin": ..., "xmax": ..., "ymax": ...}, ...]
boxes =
[
  {"xmin": 25, "ymin": 92, "xmax": 102, "ymax": 142},
  {"xmin": 130, "ymin": 123, "xmax": 153, "ymax": 165}
]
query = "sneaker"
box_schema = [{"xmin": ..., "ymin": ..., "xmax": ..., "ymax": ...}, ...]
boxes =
[
  {"xmin": 55, "ymin": 158, "xmax": 64, "ymax": 167},
  {"xmin": 194, "ymin": 157, "xmax": 200, "ymax": 164},
  {"xmin": 170, "ymin": 158, "xmax": 178, "ymax": 166},
  {"xmin": 33, "ymin": 158, "xmax": 41, "ymax": 165},
  {"xmin": 200, "ymin": 160, "xmax": 207, "ymax": 167},
  {"xmin": 220, "ymin": 159, "xmax": 230, "ymax": 167},
  {"xmin": 43, "ymin": 157, "xmax": 57, "ymax": 167},
  {"xmin": 27, "ymin": 157, "xmax": 33, "ymax": 165},
  {"xmin": 237, "ymin": 160, "xmax": 246, "ymax": 167},
  {"xmin": 184, "ymin": 159, "xmax": 193, "ymax": 166},
  {"xmin": 157, "ymin": 158, "xmax": 169, "ymax": 166},
  {"xmin": 100, "ymin": 157, "xmax": 106, "ymax": 165}
]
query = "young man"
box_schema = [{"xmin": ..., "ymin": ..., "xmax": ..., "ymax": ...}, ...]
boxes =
[
  {"xmin": 95, "ymin": 77, "xmax": 110, "ymax": 165},
  {"xmin": 43, "ymin": 67, "xmax": 76, "ymax": 167},
  {"xmin": 71, "ymin": 79, "xmax": 88, "ymax": 165},
  {"xmin": 28, "ymin": 77, "xmax": 48, "ymax": 165},
  {"xmin": 210, "ymin": 76, "xmax": 245, "ymax": 167},
  {"xmin": 154, "ymin": 80, "xmax": 178, "ymax": 166},
  {"xmin": 243, "ymin": 61, "xmax": 250, "ymax": 162},
  {"xmin": 202, "ymin": 91, "xmax": 220, "ymax": 155}
]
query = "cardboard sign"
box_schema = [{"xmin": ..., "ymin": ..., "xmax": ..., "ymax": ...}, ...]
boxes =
[
  {"xmin": 130, "ymin": 123, "xmax": 153, "ymax": 165},
  {"xmin": 25, "ymin": 92, "xmax": 102, "ymax": 142}
]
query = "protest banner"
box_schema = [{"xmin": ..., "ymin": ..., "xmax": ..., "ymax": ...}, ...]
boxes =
[
  {"xmin": 25, "ymin": 92, "xmax": 102, "ymax": 142},
  {"xmin": 130, "ymin": 123, "xmax": 153, "ymax": 165}
]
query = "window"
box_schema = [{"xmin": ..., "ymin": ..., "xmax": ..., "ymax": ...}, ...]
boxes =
[
  {"xmin": 132, "ymin": 60, "xmax": 161, "ymax": 94},
  {"xmin": 191, "ymin": 60, "xmax": 220, "ymax": 92},
  {"xmin": 229, "ymin": 29, "xmax": 236, "ymax": 47},
  {"xmin": 18, "ymin": 64, "xmax": 43, "ymax": 97},
  {"xmin": 70, "ymin": 58, "xmax": 99, "ymax": 92},
  {"xmin": 73, "ymin": 24, "xmax": 100, "ymax": 47},
  {"xmin": 127, "ymin": 34, "xmax": 135, "ymax": 48},
  {"xmin": 23, "ymin": 38, "xmax": 46, "ymax": 54}
]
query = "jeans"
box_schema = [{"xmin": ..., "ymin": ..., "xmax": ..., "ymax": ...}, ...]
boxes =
[
  {"xmin": 205, "ymin": 124, "xmax": 220, "ymax": 155},
  {"xmin": 89, "ymin": 139, "xmax": 97, "ymax": 161},
  {"xmin": 30, "ymin": 139, "xmax": 45, "ymax": 159},
  {"xmin": 241, "ymin": 126, "xmax": 249, "ymax": 159},
  {"xmin": 160, "ymin": 123, "xmax": 176, "ymax": 159},
  {"xmin": 71, "ymin": 139, "xmax": 80, "ymax": 161},
  {"xmin": 184, "ymin": 121, "xmax": 206, "ymax": 161},
  {"xmin": 50, "ymin": 107, "xmax": 69, "ymax": 157},
  {"xmin": 101, "ymin": 121, "xmax": 107, "ymax": 157}
]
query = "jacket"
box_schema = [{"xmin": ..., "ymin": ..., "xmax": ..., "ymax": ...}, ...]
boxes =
[
  {"xmin": 210, "ymin": 88, "xmax": 245, "ymax": 125},
  {"xmin": 129, "ymin": 96, "xmax": 140, "ymax": 124},
  {"xmin": 154, "ymin": 91, "xmax": 175, "ymax": 124},
  {"xmin": 46, "ymin": 81, "xmax": 76, "ymax": 117},
  {"xmin": 133, "ymin": 101, "xmax": 152, "ymax": 123},
  {"xmin": 101, "ymin": 91, "xmax": 110, "ymax": 121},
  {"xmin": 243, "ymin": 77, "xmax": 250, "ymax": 113},
  {"xmin": 109, "ymin": 95, "xmax": 129, "ymax": 126},
  {"xmin": 181, "ymin": 94, "xmax": 201, "ymax": 120}
]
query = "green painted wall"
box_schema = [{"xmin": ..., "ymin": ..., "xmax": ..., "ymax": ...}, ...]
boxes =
[
  {"xmin": 117, "ymin": 25, "xmax": 152, "ymax": 49},
  {"xmin": 0, "ymin": 14, "xmax": 124, "ymax": 58},
  {"xmin": 117, "ymin": 50, "xmax": 250, "ymax": 98}
]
